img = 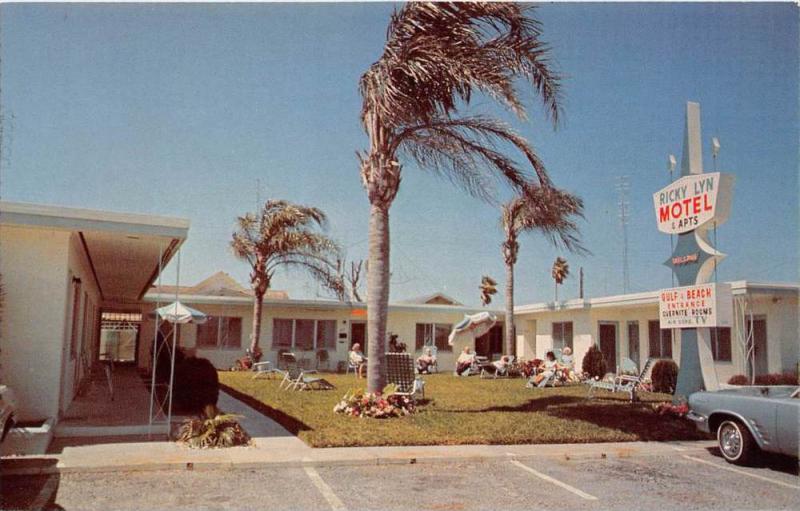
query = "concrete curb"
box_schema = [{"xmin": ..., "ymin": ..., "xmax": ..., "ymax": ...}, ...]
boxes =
[{"xmin": 1, "ymin": 440, "xmax": 716, "ymax": 476}]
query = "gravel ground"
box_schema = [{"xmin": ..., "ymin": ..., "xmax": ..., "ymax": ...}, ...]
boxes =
[{"xmin": 2, "ymin": 449, "xmax": 797, "ymax": 511}]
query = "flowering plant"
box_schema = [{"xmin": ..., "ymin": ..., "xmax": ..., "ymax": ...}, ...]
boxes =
[
  {"xmin": 333, "ymin": 385, "xmax": 416, "ymax": 419},
  {"xmin": 654, "ymin": 400, "xmax": 689, "ymax": 417}
]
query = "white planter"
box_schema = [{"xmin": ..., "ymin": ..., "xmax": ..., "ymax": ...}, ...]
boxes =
[{"xmin": 1, "ymin": 417, "xmax": 55, "ymax": 456}]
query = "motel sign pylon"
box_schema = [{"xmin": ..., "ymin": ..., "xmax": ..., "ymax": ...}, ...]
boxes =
[{"xmin": 653, "ymin": 102, "xmax": 735, "ymax": 402}]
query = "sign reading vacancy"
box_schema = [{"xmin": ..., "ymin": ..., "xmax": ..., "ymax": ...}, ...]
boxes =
[
  {"xmin": 653, "ymin": 172, "xmax": 734, "ymax": 235},
  {"xmin": 659, "ymin": 283, "xmax": 733, "ymax": 329}
]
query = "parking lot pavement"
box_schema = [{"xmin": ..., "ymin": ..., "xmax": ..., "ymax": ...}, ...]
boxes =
[{"xmin": 2, "ymin": 448, "xmax": 796, "ymax": 511}]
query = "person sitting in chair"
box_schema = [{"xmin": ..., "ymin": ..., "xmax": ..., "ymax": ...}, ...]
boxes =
[
  {"xmin": 558, "ymin": 347, "xmax": 579, "ymax": 382},
  {"xmin": 416, "ymin": 347, "xmax": 436, "ymax": 374},
  {"xmin": 531, "ymin": 351, "xmax": 557, "ymax": 387},
  {"xmin": 349, "ymin": 343, "xmax": 367, "ymax": 378},
  {"xmin": 455, "ymin": 346, "xmax": 476, "ymax": 376}
]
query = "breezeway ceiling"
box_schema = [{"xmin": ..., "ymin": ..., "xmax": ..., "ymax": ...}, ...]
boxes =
[{"xmin": 81, "ymin": 231, "xmax": 180, "ymax": 304}]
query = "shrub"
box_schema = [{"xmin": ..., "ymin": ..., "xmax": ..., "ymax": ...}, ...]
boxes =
[
  {"xmin": 727, "ymin": 372, "xmax": 799, "ymax": 386},
  {"xmin": 173, "ymin": 357, "xmax": 219, "ymax": 414},
  {"xmin": 582, "ymin": 345, "xmax": 607, "ymax": 379},
  {"xmin": 651, "ymin": 360, "xmax": 679, "ymax": 393},
  {"xmin": 177, "ymin": 405, "xmax": 250, "ymax": 449},
  {"xmin": 727, "ymin": 374, "xmax": 749, "ymax": 385},
  {"xmin": 754, "ymin": 372, "xmax": 798, "ymax": 385}
]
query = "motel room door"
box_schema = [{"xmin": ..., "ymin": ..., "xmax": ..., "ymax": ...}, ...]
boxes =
[
  {"xmin": 598, "ymin": 323, "xmax": 618, "ymax": 374},
  {"xmin": 351, "ymin": 321, "xmax": 367, "ymax": 353},
  {"xmin": 749, "ymin": 318, "xmax": 768, "ymax": 377}
]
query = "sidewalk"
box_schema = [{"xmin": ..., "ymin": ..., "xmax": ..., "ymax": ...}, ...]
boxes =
[{"xmin": 2, "ymin": 390, "xmax": 716, "ymax": 476}]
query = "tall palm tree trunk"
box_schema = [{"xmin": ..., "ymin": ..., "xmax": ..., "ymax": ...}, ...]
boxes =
[
  {"xmin": 250, "ymin": 292, "xmax": 264, "ymax": 353},
  {"xmin": 504, "ymin": 259, "xmax": 516, "ymax": 357},
  {"xmin": 366, "ymin": 204, "xmax": 390, "ymax": 393}
]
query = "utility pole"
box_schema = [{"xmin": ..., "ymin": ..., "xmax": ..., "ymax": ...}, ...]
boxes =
[
  {"xmin": 616, "ymin": 176, "xmax": 631, "ymax": 294},
  {"xmin": 579, "ymin": 266, "xmax": 584, "ymax": 299}
]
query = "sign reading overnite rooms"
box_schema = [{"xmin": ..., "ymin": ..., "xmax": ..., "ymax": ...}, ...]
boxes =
[
  {"xmin": 653, "ymin": 172, "xmax": 734, "ymax": 235},
  {"xmin": 659, "ymin": 282, "xmax": 733, "ymax": 329}
]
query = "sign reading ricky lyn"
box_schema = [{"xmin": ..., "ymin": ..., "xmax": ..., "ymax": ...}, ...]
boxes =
[
  {"xmin": 653, "ymin": 172, "xmax": 734, "ymax": 235},
  {"xmin": 659, "ymin": 283, "xmax": 733, "ymax": 329}
]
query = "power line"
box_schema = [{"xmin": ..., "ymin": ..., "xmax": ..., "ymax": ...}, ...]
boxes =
[{"xmin": 616, "ymin": 175, "xmax": 631, "ymax": 294}]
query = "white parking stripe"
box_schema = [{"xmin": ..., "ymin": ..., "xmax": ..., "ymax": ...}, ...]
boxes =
[
  {"xmin": 682, "ymin": 455, "xmax": 799, "ymax": 490},
  {"xmin": 510, "ymin": 460, "xmax": 599, "ymax": 501},
  {"xmin": 304, "ymin": 466, "xmax": 347, "ymax": 510},
  {"xmin": 30, "ymin": 475, "xmax": 59, "ymax": 511}
]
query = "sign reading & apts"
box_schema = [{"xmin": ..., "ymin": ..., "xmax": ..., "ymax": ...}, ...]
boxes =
[{"xmin": 653, "ymin": 172, "xmax": 734, "ymax": 235}]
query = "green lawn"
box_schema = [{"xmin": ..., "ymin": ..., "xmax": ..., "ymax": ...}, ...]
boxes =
[{"xmin": 219, "ymin": 372, "xmax": 708, "ymax": 448}]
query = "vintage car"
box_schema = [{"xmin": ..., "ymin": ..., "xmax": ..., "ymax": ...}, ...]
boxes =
[{"xmin": 687, "ymin": 385, "xmax": 799, "ymax": 465}]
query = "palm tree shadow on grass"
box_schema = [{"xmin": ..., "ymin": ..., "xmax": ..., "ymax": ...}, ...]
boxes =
[
  {"xmin": 546, "ymin": 403, "xmax": 709, "ymax": 442},
  {"xmin": 447, "ymin": 395, "xmax": 583, "ymax": 413}
]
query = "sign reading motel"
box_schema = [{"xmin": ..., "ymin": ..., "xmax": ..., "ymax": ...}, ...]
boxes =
[
  {"xmin": 653, "ymin": 172, "xmax": 734, "ymax": 235},
  {"xmin": 659, "ymin": 282, "xmax": 733, "ymax": 329}
]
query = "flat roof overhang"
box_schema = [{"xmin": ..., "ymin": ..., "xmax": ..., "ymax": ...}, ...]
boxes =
[
  {"xmin": 514, "ymin": 280, "xmax": 799, "ymax": 315},
  {"xmin": 143, "ymin": 292, "xmax": 504, "ymax": 317},
  {"xmin": 1, "ymin": 201, "xmax": 190, "ymax": 304}
]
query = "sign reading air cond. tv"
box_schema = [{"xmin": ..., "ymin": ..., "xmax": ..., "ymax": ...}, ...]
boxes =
[
  {"xmin": 653, "ymin": 172, "xmax": 734, "ymax": 234},
  {"xmin": 659, "ymin": 283, "xmax": 733, "ymax": 329}
]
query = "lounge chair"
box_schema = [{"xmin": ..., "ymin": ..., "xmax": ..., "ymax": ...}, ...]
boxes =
[
  {"xmin": 526, "ymin": 368, "xmax": 557, "ymax": 388},
  {"xmin": 252, "ymin": 360, "xmax": 281, "ymax": 380},
  {"xmin": 417, "ymin": 345, "xmax": 439, "ymax": 374},
  {"xmin": 386, "ymin": 352, "xmax": 425, "ymax": 400},
  {"xmin": 586, "ymin": 358, "xmax": 653, "ymax": 402},
  {"xmin": 480, "ymin": 355, "xmax": 515, "ymax": 379},
  {"xmin": 279, "ymin": 355, "xmax": 334, "ymax": 391}
]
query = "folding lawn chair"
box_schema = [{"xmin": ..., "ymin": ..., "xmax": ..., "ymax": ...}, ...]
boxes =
[
  {"xmin": 586, "ymin": 358, "xmax": 653, "ymax": 402},
  {"xmin": 386, "ymin": 352, "xmax": 425, "ymax": 400},
  {"xmin": 279, "ymin": 355, "xmax": 335, "ymax": 391}
]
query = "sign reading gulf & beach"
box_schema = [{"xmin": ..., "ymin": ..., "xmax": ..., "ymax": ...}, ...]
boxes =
[
  {"xmin": 653, "ymin": 172, "xmax": 734, "ymax": 235},
  {"xmin": 659, "ymin": 282, "xmax": 733, "ymax": 329}
]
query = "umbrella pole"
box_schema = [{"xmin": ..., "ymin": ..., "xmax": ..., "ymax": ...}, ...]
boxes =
[
  {"xmin": 148, "ymin": 244, "xmax": 163, "ymax": 437},
  {"xmin": 166, "ymin": 249, "xmax": 181, "ymax": 437}
]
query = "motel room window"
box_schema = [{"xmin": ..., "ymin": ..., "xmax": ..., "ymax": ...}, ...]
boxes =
[
  {"xmin": 710, "ymin": 327, "xmax": 732, "ymax": 362},
  {"xmin": 196, "ymin": 316, "xmax": 243, "ymax": 349},
  {"xmin": 627, "ymin": 321, "xmax": 640, "ymax": 366},
  {"xmin": 415, "ymin": 323, "xmax": 453, "ymax": 352},
  {"xmin": 272, "ymin": 318, "xmax": 338, "ymax": 351},
  {"xmin": 315, "ymin": 320, "xmax": 338, "ymax": 351},
  {"xmin": 648, "ymin": 320, "xmax": 673, "ymax": 359},
  {"xmin": 552, "ymin": 322, "xmax": 573, "ymax": 352}
]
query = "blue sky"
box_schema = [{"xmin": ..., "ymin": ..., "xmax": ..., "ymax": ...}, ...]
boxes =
[{"xmin": 1, "ymin": 2, "xmax": 797, "ymax": 306}]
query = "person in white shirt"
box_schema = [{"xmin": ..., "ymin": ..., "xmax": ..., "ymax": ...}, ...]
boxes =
[{"xmin": 349, "ymin": 343, "xmax": 367, "ymax": 378}]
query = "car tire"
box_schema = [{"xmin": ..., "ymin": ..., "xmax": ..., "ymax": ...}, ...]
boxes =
[{"xmin": 717, "ymin": 419, "xmax": 756, "ymax": 465}]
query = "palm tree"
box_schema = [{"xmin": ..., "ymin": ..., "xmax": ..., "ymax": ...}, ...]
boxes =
[
  {"xmin": 359, "ymin": 3, "xmax": 562, "ymax": 392},
  {"xmin": 552, "ymin": 256, "xmax": 570, "ymax": 302},
  {"xmin": 231, "ymin": 200, "xmax": 341, "ymax": 354},
  {"xmin": 502, "ymin": 186, "xmax": 584, "ymax": 356},
  {"xmin": 479, "ymin": 275, "xmax": 498, "ymax": 306}
]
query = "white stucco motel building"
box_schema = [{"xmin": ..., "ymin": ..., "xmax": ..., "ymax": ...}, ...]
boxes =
[
  {"xmin": 513, "ymin": 283, "xmax": 798, "ymax": 385},
  {"xmin": 1, "ymin": 200, "xmax": 797, "ymax": 456}
]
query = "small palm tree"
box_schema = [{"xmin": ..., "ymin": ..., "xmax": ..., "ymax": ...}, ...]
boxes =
[
  {"xmin": 552, "ymin": 256, "xmax": 570, "ymax": 302},
  {"xmin": 359, "ymin": 3, "xmax": 562, "ymax": 392},
  {"xmin": 502, "ymin": 186, "xmax": 584, "ymax": 355},
  {"xmin": 231, "ymin": 200, "xmax": 341, "ymax": 353},
  {"xmin": 479, "ymin": 275, "xmax": 498, "ymax": 306}
]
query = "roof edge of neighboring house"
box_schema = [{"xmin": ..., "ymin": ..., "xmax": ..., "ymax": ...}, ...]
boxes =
[
  {"xmin": 514, "ymin": 280, "xmax": 799, "ymax": 315},
  {"xmin": 142, "ymin": 292, "xmax": 504, "ymax": 316},
  {"xmin": 0, "ymin": 200, "xmax": 190, "ymax": 238}
]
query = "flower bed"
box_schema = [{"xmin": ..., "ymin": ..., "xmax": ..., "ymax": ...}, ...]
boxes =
[{"xmin": 333, "ymin": 387, "xmax": 416, "ymax": 418}]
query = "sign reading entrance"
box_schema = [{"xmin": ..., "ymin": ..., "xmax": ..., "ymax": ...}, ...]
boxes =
[
  {"xmin": 659, "ymin": 283, "xmax": 733, "ymax": 329},
  {"xmin": 653, "ymin": 172, "xmax": 734, "ymax": 235}
]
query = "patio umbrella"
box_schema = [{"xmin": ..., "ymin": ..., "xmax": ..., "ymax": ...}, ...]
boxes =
[
  {"xmin": 151, "ymin": 301, "xmax": 207, "ymax": 324},
  {"xmin": 448, "ymin": 312, "xmax": 497, "ymax": 346}
]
